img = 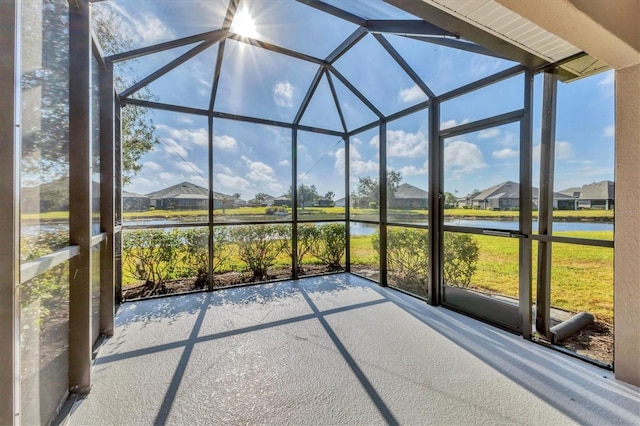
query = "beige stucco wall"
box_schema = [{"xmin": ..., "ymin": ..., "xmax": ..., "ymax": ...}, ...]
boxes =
[
  {"xmin": 614, "ymin": 64, "xmax": 640, "ymax": 386},
  {"xmin": 495, "ymin": 0, "xmax": 640, "ymax": 386},
  {"xmin": 569, "ymin": 0, "xmax": 640, "ymax": 54}
]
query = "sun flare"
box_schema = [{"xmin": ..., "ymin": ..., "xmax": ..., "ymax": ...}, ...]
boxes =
[{"xmin": 231, "ymin": 9, "xmax": 258, "ymax": 38}]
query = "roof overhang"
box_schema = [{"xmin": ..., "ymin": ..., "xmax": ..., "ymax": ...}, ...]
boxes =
[{"xmin": 384, "ymin": 0, "xmax": 611, "ymax": 81}]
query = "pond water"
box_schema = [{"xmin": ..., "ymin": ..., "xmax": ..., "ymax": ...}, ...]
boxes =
[
  {"xmin": 349, "ymin": 220, "xmax": 613, "ymax": 235},
  {"xmin": 120, "ymin": 217, "xmax": 613, "ymax": 235}
]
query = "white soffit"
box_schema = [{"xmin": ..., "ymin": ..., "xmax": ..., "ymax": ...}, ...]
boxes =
[{"xmin": 421, "ymin": 0, "xmax": 610, "ymax": 79}]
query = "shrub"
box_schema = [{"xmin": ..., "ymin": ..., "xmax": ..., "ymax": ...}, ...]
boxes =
[
  {"xmin": 181, "ymin": 228, "xmax": 209, "ymax": 289},
  {"xmin": 182, "ymin": 227, "xmax": 236, "ymax": 288},
  {"xmin": 122, "ymin": 229, "xmax": 181, "ymax": 285},
  {"xmin": 373, "ymin": 228, "xmax": 429, "ymax": 287},
  {"xmin": 266, "ymin": 206, "xmax": 288, "ymax": 215},
  {"xmin": 230, "ymin": 225, "xmax": 288, "ymax": 280},
  {"xmin": 310, "ymin": 223, "xmax": 346, "ymax": 270},
  {"xmin": 282, "ymin": 224, "xmax": 319, "ymax": 272},
  {"xmin": 442, "ymin": 233, "xmax": 479, "ymax": 288},
  {"xmin": 211, "ymin": 227, "xmax": 234, "ymax": 274},
  {"xmin": 369, "ymin": 228, "xmax": 479, "ymax": 290}
]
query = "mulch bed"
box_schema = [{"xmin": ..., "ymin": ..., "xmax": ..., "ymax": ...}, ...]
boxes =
[
  {"xmin": 559, "ymin": 321, "xmax": 613, "ymax": 366},
  {"xmin": 122, "ymin": 265, "xmax": 339, "ymax": 300}
]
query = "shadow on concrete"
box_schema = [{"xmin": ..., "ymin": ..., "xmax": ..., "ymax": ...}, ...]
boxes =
[{"xmin": 90, "ymin": 274, "xmax": 638, "ymax": 425}]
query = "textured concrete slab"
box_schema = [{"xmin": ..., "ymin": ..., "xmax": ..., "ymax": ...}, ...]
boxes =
[{"xmin": 70, "ymin": 274, "xmax": 640, "ymax": 425}]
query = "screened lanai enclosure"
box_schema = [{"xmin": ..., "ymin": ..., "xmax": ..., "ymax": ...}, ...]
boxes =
[{"xmin": 5, "ymin": 0, "xmax": 624, "ymax": 424}]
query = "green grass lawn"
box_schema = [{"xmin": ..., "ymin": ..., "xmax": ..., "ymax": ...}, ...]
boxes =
[{"xmin": 349, "ymin": 231, "xmax": 613, "ymax": 324}]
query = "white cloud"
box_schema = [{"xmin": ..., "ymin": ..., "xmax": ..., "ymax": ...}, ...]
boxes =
[
  {"xmin": 441, "ymin": 118, "xmax": 470, "ymax": 130},
  {"xmin": 196, "ymin": 76, "xmax": 212, "ymax": 89},
  {"xmin": 333, "ymin": 147, "xmax": 347, "ymax": 174},
  {"xmin": 398, "ymin": 165, "xmax": 428, "ymax": 176},
  {"xmin": 444, "ymin": 140, "xmax": 486, "ymax": 174},
  {"xmin": 492, "ymin": 148, "xmax": 519, "ymax": 159},
  {"xmin": 215, "ymin": 173, "xmax": 250, "ymax": 190},
  {"xmin": 266, "ymin": 182, "xmax": 286, "ymax": 193},
  {"xmin": 158, "ymin": 172, "xmax": 179, "ymax": 182},
  {"xmin": 188, "ymin": 175, "xmax": 208, "ymax": 187},
  {"xmin": 266, "ymin": 126, "xmax": 291, "ymax": 145},
  {"xmin": 603, "ymin": 125, "xmax": 615, "ymax": 138},
  {"xmin": 157, "ymin": 125, "xmax": 208, "ymax": 147},
  {"xmin": 243, "ymin": 157, "xmax": 277, "ymax": 183},
  {"xmin": 478, "ymin": 128, "xmax": 501, "ymax": 139},
  {"xmin": 370, "ymin": 130, "xmax": 428, "ymax": 158},
  {"xmin": 215, "ymin": 164, "xmax": 232, "ymax": 175},
  {"xmin": 106, "ymin": 3, "xmax": 173, "ymax": 45},
  {"xmin": 398, "ymin": 85, "xmax": 425, "ymax": 103},
  {"xmin": 279, "ymin": 160, "xmax": 290, "ymax": 166},
  {"xmin": 143, "ymin": 161, "xmax": 162, "ymax": 171},
  {"xmin": 497, "ymin": 131, "xmax": 517, "ymax": 147},
  {"xmin": 575, "ymin": 164, "xmax": 614, "ymax": 179},
  {"xmin": 124, "ymin": 176, "xmax": 156, "ymax": 195},
  {"xmin": 214, "ymin": 134, "xmax": 237, "ymax": 150},
  {"xmin": 470, "ymin": 56, "xmax": 508, "ymax": 79},
  {"xmin": 556, "ymin": 141, "xmax": 574, "ymax": 160},
  {"xmin": 162, "ymin": 138, "xmax": 189, "ymax": 158},
  {"xmin": 533, "ymin": 140, "xmax": 574, "ymax": 162},
  {"xmin": 176, "ymin": 115, "xmax": 194, "ymax": 124},
  {"xmin": 599, "ymin": 71, "xmax": 614, "ymax": 87},
  {"xmin": 274, "ymin": 81, "xmax": 294, "ymax": 107},
  {"xmin": 136, "ymin": 15, "xmax": 172, "ymax": 44},
  {"xmin": 175, "ymin": 161, "xmax": 204, "ymax": 175},
  {"xmin": 333, "ymin": 146, "xmax": 378, "ymax": 176}
]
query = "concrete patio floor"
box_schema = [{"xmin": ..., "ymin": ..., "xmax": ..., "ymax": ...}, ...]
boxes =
[{"xmin": 69, "ymin": 274, "xmax": 639, "ymax": 425}]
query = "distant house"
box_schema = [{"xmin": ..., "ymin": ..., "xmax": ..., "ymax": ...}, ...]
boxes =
[
  {"xmin": 122, "ymin": 191, "xmax": 150, "ymax": 212},
  {"xmin": 390, "ymin": 183, "xmax": 428, "ymax": 209},
  {"xmin": 233, "ymin": 198, "xmax": 248, "ymax": 207},
  {"xmin": 273, "ymin": 197, "xmax": 293, "ymax": 207},
  {"xmin": 146, "ymin": 182, "xmax": 208, "ymax": 210},
  {"xmin": 532, "ymin": 187, "xmax": 577, "ymax": 210},
  {"xmin": 457, "ymin": 190, "xmax": 481, "ymax": 208},
  {"xmin": 460, "ymin": 181, "xmax": 520, "ymax": 210},
  {"xmin": 561, "ymin": 180, "xmax": 614, "ymax": 210},
  {"xmin": 212, "ymin": 192, "xmax": 240, "ymax": 210},
  {"xmin": 144, "ymin": 182, "xmax": 245, "ymax": 210},
  {"xmin": 460, "ymin": 181, "xmax": 578, "ymax": 210},
  {"xmin": 248, "ymin": 194, "xmax": 276, "ymax": 206},
  {"xmin": 334, "ymin": 197, "xmax": 346, "ymax": 207},
  {"xmin": 315, "ymin": 198, "xmax": 335, "ymax": 207}
]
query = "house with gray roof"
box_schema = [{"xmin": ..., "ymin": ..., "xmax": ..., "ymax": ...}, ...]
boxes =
[
  {"xmin": 147, "ymin": 182, "xmax": 208, "ymax": 210},
  {"xmin": 146, "ymin": 181, "xmax": 236, "ymax": 210},
  {"xmin": 390, "ymin": 183, "xmax": 428, "ymax": 209},
  {"xmin": 122, "ymin": 191, "xmax": 150, "ymax": 212},
  {"xmin": 460, "ymin": 181, "xmax": 578, "ymax": 210},
  {"xmin": 561, "ymin": 180, "xmax": 614, "ymax": 210}
]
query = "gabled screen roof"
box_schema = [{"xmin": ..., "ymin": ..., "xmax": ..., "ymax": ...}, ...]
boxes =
[{"xmin": 93, "ymin": 0, "xmax": 604, "ymax": 133}]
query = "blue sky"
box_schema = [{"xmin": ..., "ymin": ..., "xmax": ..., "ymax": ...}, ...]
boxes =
[{"xmin": 97, "ymin": 0, "xmax": 615, "ymax": 201}]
